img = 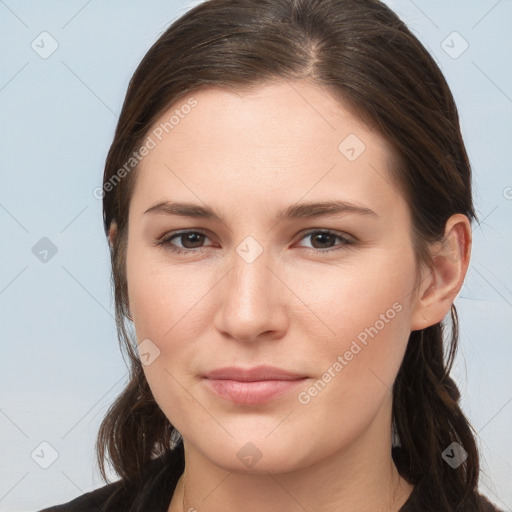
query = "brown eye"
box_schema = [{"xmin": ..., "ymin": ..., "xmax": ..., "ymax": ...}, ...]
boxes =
[
  {"xmin": 309, "ymin": 232, "xmax": 337, "ymax": 249},
  {"xmin": 157, "ymin": 230, "xmax": 213, "ymax": 254},
  {"xmin": 297, "ymin": 229, "xmax": 355, "ymax": 253},
  {"xmin": 173, "ymin": 232, "xmax": 206, "ymax": 249}
]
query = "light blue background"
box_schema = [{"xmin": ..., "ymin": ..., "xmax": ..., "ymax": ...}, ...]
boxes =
[{"xmin": 1, "ymin": 1, "xmax": 511, "ymax": 510}]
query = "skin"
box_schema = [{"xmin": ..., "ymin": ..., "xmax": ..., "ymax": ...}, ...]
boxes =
[{"xmin": 109, "ymin": 80, "xmax": 471, "ymax": 512}]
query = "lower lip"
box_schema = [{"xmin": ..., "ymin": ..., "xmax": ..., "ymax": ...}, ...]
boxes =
[{"xmin": 203, "ymin": 378, "xmax": 307, "ymax": 405}]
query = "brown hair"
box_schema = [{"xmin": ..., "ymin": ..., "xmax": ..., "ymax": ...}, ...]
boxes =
[{"xmin": 98, "ymin": 0, "xmax": 482, "ymax": 509}]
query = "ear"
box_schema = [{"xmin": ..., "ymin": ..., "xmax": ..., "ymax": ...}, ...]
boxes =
[
  {"xmin": 410, "ymin": 214, "xmax": 472, "ymax": 331},
  {"xmin": 107, "ymin": 221, "xmax": 133, "ymax": 319},
  {"xmin": 108, "ymin": 221, "xmax": 118, "ymax": 250}
]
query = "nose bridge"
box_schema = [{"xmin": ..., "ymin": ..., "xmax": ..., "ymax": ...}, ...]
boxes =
[
  {"xmin": 214, "ymin": 235, "xmax": 285, "ymax": 341},
  {"xmin": 232, "ymin": 241, "xmax": 270, "ymax": 305}
]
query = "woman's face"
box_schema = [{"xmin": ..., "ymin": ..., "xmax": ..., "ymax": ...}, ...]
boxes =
[{"xmin": 124, "ymin": 81, "xmax": 426, "ymax": 474}]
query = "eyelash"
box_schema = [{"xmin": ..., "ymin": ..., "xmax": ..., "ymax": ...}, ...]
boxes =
[{"xmin": 155, "ymin": 229, "xmax": 355, "ymax": 255}]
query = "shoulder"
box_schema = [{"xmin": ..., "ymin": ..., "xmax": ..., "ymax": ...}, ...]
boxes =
[
  {"xmin": 37, "ymin": 479, "xmax": 126, "ymax": 512},
  {"xmin": 37, "ymin": 447, "xmax": 183, "ymax": 512}
]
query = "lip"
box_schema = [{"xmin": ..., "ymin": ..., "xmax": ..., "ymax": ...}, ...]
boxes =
[
  {"xmin": 202, "ymin": 365, "xmax": 307, "ymax": 381},
  {"xmin": 202, "ymin": 366, "xmax": 308, "ymax": 405}
]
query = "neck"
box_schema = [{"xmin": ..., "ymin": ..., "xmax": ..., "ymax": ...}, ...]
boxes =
[{"xmin": 168, "ymin": 404, "xmax": 414, "ymax": 512}]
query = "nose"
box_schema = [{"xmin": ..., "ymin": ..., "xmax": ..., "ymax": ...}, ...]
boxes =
[{"xmin": 213, "ymin": 244, "xmax": 288, "ymax": 343}]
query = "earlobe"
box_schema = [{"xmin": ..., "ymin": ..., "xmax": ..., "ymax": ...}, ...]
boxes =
[
  {"xmin": 108, "ymin": 221, "xmax": 118, "ymax": 249},
  {"xmin": 107, "ymin": 221, "xmax": 132, "ymax": 319},
  {"xmin": 410, "ymin": 214, "xmax": 471, "ymax": 331}
]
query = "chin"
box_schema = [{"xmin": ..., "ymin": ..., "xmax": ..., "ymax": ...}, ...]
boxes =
[{"xmin": 186, "ymin": 432, "xmax": 323, "ymax": 476}]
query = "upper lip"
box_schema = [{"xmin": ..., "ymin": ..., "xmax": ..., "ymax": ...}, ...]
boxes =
[{"xmin": 203, "ymin": 365, "xmax": 307, "ymax": 382}]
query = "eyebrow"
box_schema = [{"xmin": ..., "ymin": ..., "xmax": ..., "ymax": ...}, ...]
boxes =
[{"xmin": 144, "ymin": 200, "xmax": 378, "ymax": 222}]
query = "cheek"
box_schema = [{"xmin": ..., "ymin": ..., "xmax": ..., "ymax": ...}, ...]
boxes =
[
  {"xmin": 126, "ymin": 239, "xmax": 210, "ymax": 340},
  {"xmin": 125, "ymin": 252, "xmax": 212, "ymax": 432},
  {"xmin": 125, "ymin": 246, "xmax": 218, "ymax": 408},
  {"xmin": 288, "ymin": 264, "xmax": 413, "ymax": 455},
  {"xmin": 302, "ymin": 251, "xmax": 415, "ymax": 393}
]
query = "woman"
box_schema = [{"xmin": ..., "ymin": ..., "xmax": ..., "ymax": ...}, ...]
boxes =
[{"xmin": 40, "ymin": 0, "xmax": 503, "ymax": 510}]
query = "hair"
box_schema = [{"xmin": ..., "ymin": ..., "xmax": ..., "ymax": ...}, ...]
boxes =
[{"xmin": 97, "ymin": 0, "xmax": 483, "ymax": 510}]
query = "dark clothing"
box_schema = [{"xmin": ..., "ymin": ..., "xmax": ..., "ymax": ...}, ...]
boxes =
[
  {"xmin": 38, "ymin": 445, "xmax": 504, "ymax": 512},
  {"xmin": 39, "ymin": 446, "xmax": 183, "ymax": 512}
]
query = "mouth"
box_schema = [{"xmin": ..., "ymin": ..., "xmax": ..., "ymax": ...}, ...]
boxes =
[{"xmin": 201, "ymin": 365, "xmax": 308, "ymax": 405}]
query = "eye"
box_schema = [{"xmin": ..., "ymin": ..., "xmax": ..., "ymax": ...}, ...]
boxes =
[
  {"xmin": 156, "ymin": 230, "xmax": 213, "ymax": 254},
  {"xmin": 155, "ymin": 228, "xmax": 355, "ymax": 255},
  {"xmin": 296, "ymin": 229, "xmax": 355, "ymax": 253}
]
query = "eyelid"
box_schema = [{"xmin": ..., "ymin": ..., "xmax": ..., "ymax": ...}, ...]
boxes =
[
  {"xmin": 157, "ymin": 227, "xmax": 356, "ymax": 243},
  {"xmin": 156, "ymin": 229, "xmax": 215, "ymax": 249},
  {"xmin": 292, "ymin": 229, "xmax": 356, "ymax": 254},
  {"xmin": 156, "ymin": 227, "xmax": 357, "ymax": 254},
  {"xmin": 154, "ymin": 228, "xmax": 358, "ymax": 255},
  {"xmin": 295, "ymin": 227, "xmax": 356, "ymax": 245}
]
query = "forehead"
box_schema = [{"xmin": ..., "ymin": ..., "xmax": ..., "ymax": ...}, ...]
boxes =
[
  {"xmin": 130, "ymin": 80, "xmax": 405, "ymax": 221},
  {"xmin": 153, "ymin": 81, "xmax": 379, "ymax": 150}
]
